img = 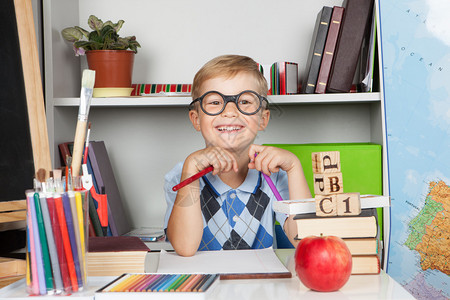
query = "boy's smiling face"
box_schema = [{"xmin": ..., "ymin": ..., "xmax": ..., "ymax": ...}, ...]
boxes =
[{"xmin": 189, "ymin": 72, "xmax": 270, "ymax": 155}]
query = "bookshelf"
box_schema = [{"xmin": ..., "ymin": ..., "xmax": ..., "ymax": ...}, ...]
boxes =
[{"xmin": 42, "ymin": 0, "xmax": 388, "ymax": 244}]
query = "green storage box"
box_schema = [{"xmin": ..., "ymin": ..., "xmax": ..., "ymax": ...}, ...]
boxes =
[{"xmin": 264, "ymin": 143, "xmax": 382, "ymax": 197}]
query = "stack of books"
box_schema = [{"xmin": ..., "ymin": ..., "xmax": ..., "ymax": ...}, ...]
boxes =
[
  {"xmin": 87, "ymin": 236, "xmax": 149, "ymax": 276},
  {"xmin": 293, "ymin": 208, "xmax": 381, "ymax": 275}
]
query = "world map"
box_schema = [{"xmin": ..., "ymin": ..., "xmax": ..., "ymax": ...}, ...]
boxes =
[{"xmin": 379, "ymin": 0, "xmax": 450, "ymax": 299}]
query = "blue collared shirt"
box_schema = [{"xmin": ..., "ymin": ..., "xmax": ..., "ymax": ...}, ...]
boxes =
[{"xmin": 164, "ymin": 162, "xmax": 289, "ymax": 250}]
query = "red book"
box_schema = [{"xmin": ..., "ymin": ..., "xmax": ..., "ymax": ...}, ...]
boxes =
[{"xmin": 315, "ymin": 6, "xmax": 345, "ymax": 94}]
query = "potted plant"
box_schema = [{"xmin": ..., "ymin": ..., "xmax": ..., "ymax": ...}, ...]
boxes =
[{"xmin": 61, "ymin": 15, "xmax": 141, "ymax": 96}]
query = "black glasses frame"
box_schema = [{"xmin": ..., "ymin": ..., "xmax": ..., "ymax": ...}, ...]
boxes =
[{"xmin": 189, "ymin": 90, "xmax": 268, "ymax": 116}]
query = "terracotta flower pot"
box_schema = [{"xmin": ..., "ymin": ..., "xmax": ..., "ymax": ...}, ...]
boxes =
[{"xmin": 86, "ymin": 50, "xmax": 135, "ymax": 88}]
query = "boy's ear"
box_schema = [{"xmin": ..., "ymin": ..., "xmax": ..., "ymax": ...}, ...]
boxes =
[
  {"xmin": 258, "ymin": 109, "xmax": 270, "ymax": 131},
  {"xmin": 189, "ymin": 109, "xmax": 201, "ymax": 131}
]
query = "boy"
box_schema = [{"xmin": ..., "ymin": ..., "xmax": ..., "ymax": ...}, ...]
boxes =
[{"xmin": 164, "ymin": 55, "xmax": 311, "ymax": 256}]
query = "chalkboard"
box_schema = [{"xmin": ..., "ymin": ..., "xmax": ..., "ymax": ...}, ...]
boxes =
[{"xmin": 0, "ymin": 0, "xmax": 51, "ymax": 202}]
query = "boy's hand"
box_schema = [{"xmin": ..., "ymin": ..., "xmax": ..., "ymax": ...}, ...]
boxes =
[
  {"xmin": 248, "ymin": 144, "xmax": 300, "ymax": 176},
  {"xmin": 186, "ymin": 146, "xmax": 239, "ymax": 176}
]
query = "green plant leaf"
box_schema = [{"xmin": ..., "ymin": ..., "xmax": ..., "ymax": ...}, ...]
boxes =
[
  {"xmin": 88, "ymin": 15, "xmax": 103, "ymax": 32},
  {"xmin": 61, "ymin": 27, "xmax": 83, "ymax": 42},
  {"xmin": 74, "ymin": 26, "xmax": 90, "ymax": 39}
]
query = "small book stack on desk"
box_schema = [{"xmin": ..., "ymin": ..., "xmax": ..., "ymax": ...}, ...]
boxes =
[
  {"xmin": 294, "ymin": 208, "xmax": 381, "ymax": 275},
  {"xmin": 87, "ymin": 236, "xmax": 149, "ymax": 276},
  {"xmin": 292, "ymin": 151, "xmax": 382, "ymax": 275}
]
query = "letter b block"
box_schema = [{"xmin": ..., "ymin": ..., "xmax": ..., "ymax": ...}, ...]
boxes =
[
  {"xmin": 312, "ymin": 151, "xmax": 341, "ymax": 174},
  {"xmin": 337, "ymin": 193, "xmax": 361, "ymax": 216},
  {"xmin": 315, "ymin": 194, "xmax": 337, "ymax": 216},
  {"xmin": 314, "ymin": 172, "xmax": 344, "ymax": 195}
]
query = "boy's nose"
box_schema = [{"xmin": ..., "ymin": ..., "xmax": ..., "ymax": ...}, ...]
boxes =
[{"xmin": 221, "ymin": 102, "xmax": 239, "ymax": 117}]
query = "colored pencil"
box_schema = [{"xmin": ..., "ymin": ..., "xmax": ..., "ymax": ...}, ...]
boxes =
[
  {"xmin": 192, "ymin": 274, "xmax": 210, "ymax": 292},
  {"xmin": 131, "ymin": 274, "xmax": 156, "ymax": 292},
  {"xmin": 26, "ymin": 193, "xmax": 39, "ymax": 295},
  {"xmin": 138, "ymin": 274, "xmax": 160, "ymax": 292},
  {"xmin": 29, "ymin": 192, "xmax": 46, "ymax": 294},
  {"xmin": 102, "ymin": 274, "xmax": 129, "ymax": 292},
  {"xmin": 121, "ymin": 274, "xmax": 145, "ymax": 292},
  {"xmin": 124, "ymin": 274, "xmax": 147, "ymax": 292},
  {"xmin": 39, "ymin": 193, "xmax": 64, "ymax": 293},
  {"xmin": 47, "ymin": 195, "xmax": 71, "ymax": 292},
  {"xmin": 111, "ymin": 274, "xmax": 137, "ymax": 292},
  {"xmin": 181, "ymin": 274, "xmax": 202, "ymax": 292},
  {"xmin": 34, "ymin": 193, "xmax": 54, "ymax": 291},
  {"xmin": 175, "ymin": 274, "xmax": 194, "ymax": 292},
  {"xmin": 199, "ymin": 274, "xmax": 217, "ymax": 292},
  {"xmin": 172, "ymin": 166, "xmax": 214, "ymax": 191},
  {"xmin": 157, "ymin": 274, "xmax": 178, "ymax": 292},
  {"xmin": 168, "ymin": 274, "xmax": 187, "ymax": 291},
  {"xmin": 254, "ymin": 153, "xmax": 283, "ymax": 201},
  {"xmin": 55, "ymin": 194, "xmax": 78, "ymax": 291},
  {"xmin": 145, "ymin": 274, "xmax": 166, "ymax": 291},
  {"xmin": 150, "ymin": 274, "xmax": 171, "ymax": 292}
]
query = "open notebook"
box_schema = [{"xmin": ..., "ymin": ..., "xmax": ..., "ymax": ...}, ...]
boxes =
[{"xmin": 157, "ymin": 248, "xmax": 291, "ymax": 280}]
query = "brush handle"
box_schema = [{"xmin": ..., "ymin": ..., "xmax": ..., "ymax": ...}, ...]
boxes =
[
  {"xmin": 172, "ymin": 166, "xmax": 214, "ymax": 191},
  {"xmin": 71, "ymin": 120, "xmax": 87, "ymax": 178}
]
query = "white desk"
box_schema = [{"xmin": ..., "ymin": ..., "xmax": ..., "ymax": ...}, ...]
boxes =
[{"xmin": 0, "ymin": 250, "xmax": 414, "ymax": 299}]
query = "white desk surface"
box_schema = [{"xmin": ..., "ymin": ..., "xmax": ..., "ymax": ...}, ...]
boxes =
[{"xmin": 0, "ymin": 249, "xmax": 414, "ymax": 299}]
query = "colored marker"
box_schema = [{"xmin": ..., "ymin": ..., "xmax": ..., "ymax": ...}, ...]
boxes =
[
  {"xmin": 55, "ymin": 194, "xmax": 78, "ymax": 291},
  {"xmin": 26, "ymin": 193, "xmax": 39, "ymax": 295},
  {"xmin": 34, "ymin": 193, "xmax": 54, "ymax": 291},
  {"xmin": 29, "ymin": 192, "xmax": 46, "ymax": 294}
]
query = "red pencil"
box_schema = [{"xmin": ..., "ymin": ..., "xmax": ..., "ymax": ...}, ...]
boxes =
[{"xmin": 172, "ymin": 166, "xmax": 213, "ymax": 191}]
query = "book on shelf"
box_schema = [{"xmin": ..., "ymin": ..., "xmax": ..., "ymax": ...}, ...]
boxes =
[
  {"xmin": 356, "ymin": 2, "xmax": 377, "ymax": 92},
  {"xmin": 89, "ymin": 141, "xmax": 132, "ymax": 236},
  {"xmin": 301, "ymin": 6, "xmax": 332, "ymax": 94},
  {"xmin": 326, "ymin": 0, "xmax": 375, "ymax": 93},
  {"xmin": 273, "ymin": 194, "xmax": 389, "ymax": 215},
  {"xmin": 352, "ymin": 255, "xmax": 380, "ymax": 275},
  {"xmin": 293, "ymin": 208, "xmax": 378, "ymax": 239},
  {"xmin": 87, "ymin": 236, "xmax": 149, "ymax": 276},
  {"xmin": 315, "ymin": 6, "xmax": 345, "ymax": 94},
  {"xmin": 262, "ymin": 62, "xmax": 298, "ymax": 95}
]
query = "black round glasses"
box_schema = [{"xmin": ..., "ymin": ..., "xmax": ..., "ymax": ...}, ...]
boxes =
[{"xmin": 189, "ymin": 90, "xmax": 268, "ymax": 116}]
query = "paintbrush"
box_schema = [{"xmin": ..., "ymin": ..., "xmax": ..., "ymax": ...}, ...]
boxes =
[{"xmin": 71, "ymin": 69, "xmax": 95, "ymax": 178}]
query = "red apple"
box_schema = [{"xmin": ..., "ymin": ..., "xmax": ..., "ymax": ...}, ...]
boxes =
[{"xmin": 294, "ymin": 235, "xmax": 352, "ymax": 292}]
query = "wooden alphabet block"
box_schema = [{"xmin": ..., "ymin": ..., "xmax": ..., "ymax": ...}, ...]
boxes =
[
  {"xmin": 315, "ymin": 194, "xmax": 337, "ymax": 216},
  {"xmin": 313, "ymin": 172, "xmax": 344, "ymax": 195},
  {"xmin": 337, "ymin": 193, "xmax": 361, "ymax": 216},
  {"xmin": 312, "ymin": 151, "xmax": 341, "ymax": 174}
]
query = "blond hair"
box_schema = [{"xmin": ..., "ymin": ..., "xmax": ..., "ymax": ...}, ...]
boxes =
[{"xmin": 191, "ymin": 55, "xmax": 268, "ymax": 100}]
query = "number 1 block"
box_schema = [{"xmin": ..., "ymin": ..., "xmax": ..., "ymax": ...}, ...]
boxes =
[{"xmin": 337, "ymin": 193, "xmax": 361, "ymax": 216}]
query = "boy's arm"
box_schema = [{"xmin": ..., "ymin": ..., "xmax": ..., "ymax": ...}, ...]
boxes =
[{"xmin": 166, "ymin": 161, "xmax": 204, "ymax": 257}]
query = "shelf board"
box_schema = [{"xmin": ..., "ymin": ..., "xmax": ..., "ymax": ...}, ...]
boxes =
[{"xmin": 53, "ymin": 92, "xmax": 381, "ymax": 107}]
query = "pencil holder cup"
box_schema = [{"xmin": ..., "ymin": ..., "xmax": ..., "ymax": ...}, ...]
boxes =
[{"xmin": 25, "ymin": 188, "xmax": 90, "ymax": 295}]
